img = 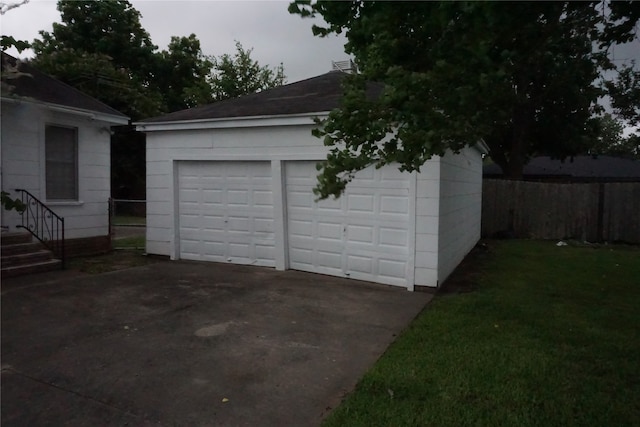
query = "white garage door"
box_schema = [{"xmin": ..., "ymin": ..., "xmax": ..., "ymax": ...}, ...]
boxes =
[
  {"xmin": 178, "ymin": 161, "xmax": 275, "ymax": 267},
  {"xmin": 286, "ymin": 162, "xmax": 412, "ymax": 287}
]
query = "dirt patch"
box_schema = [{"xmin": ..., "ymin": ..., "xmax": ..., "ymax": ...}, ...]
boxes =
[
  {"xmin": 438, "ymin": 241, "xmax": 492, "ymax": 294},
  {"xmin": 68, "ymin": 250, "xmax": 160, "ymax": 274}
]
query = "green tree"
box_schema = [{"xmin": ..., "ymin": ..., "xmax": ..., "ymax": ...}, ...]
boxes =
[
  {"xmin": 589, "ymin": 114, "xmax": 625, "ymax": 155},
  {"xmin": 1, "ymin": 2, "xmax": 32, "ymax": 96},
  {"xmin": 588, "ymin": 114, "xmax": 639, "ymax": 158},
  {"xmin": 30, "ymin": 0, "xmax": 217, "ymax": 198},
  {"xmin": 211, "ymin": 41, "xmax": 285, "ymax": 101},
  {"xmin": 30, "ymin": 0, "xmax": 164, "ymax": 199},
  {"xmin": 156, "ymin": 34, "xmax": 214, "ymax": 112},
  {"xmin": 32, "ymin": 0, "xmax": 157, "ymax": 80},
  {"xmin": 31, "ymin": 0, "xmax": 162, "ymax": 119},
  {"xmin": 607, "ymin": 63, "xmax": 640, "ymax": 126},
  {"xmin": 290, "ymin": 1, "xmax": 639, "ymax": 198},
  {"xmin": 33, "ymin": 49, "xmax": 163, "ymax": 119}
]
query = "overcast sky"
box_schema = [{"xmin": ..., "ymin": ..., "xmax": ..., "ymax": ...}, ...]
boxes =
[
  {"xmin": 1, "ymin": 0, "xmax": 349, "ymax": 83},
  {"xmin": 1, "ymin": 1, "xmax": 638, "ymax": 85}
]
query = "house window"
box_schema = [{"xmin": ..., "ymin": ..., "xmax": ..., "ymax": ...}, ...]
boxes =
[{"xmin": 45, "ymin": 125, "xmax": 78, "ymax": 200}]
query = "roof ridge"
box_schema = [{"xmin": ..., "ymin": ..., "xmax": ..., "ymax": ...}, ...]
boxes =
[{"xmin": 139, "ymin": 71, "xmax": 357, "ymax": 124}]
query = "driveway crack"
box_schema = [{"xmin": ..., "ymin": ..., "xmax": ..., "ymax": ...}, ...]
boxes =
[{"xmin": 2, "ymin": 367, "xmax": 147, "ymax": 421}]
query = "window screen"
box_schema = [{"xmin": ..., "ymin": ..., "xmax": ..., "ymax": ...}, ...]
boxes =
[{"xmin": 46, "ymin": 125, "xmax": 78, "ymax": 200}]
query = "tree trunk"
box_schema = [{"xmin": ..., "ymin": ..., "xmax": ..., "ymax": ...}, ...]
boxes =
[
  {"xmin": 503, "ymin": 152, "xmax": 525, "ymax": 180},
  {"xmin": 502, "ymin": 103, "xmax": 532, "ymax": 180}
]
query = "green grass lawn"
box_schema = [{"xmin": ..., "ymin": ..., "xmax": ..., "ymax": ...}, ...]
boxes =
[
  {"xmin": 112, "ymin": 235, "xmax": 145, "ymax": 249},
  {"xmin": 111, "ymin": 215, "xmax": 146, "ymax": 226},
  {"xmin": 324, "ymin": 240, "xmax": 640, "ymax": 427}
]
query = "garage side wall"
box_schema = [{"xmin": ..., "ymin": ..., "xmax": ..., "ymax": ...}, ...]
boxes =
[
  {"xmin": 145, "ymin": 124, "xmax": 327, "ymax": 257},
  {"xmin": 436, "ymin": 146, "xmax": 483, "ymax": 284},
  {"xmin": 414, "ymin": 158, "xmax": 441, "ymax": 287}
]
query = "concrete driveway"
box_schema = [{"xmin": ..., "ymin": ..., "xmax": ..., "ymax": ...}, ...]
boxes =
[{"xmin": 1, "ymin": 260, "xmax": 432, "ymax": 426}]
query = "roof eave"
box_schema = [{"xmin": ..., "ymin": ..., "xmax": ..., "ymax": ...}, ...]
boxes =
[
  {"xmin": 135, "ymin": 111, "xmax": 331, "ymax": 132},
  {"xmin": 2, "ymin": 95, "xmax": 130, "ymax": 125},
  {"xmin": 475, "ymin": 139, "xmax": 490, "ymax": 154}
]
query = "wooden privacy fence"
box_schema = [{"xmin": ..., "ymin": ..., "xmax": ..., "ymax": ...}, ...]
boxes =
[{"xmin": 482, "ymin": 180, "xmax": 640, "ymax": 244}]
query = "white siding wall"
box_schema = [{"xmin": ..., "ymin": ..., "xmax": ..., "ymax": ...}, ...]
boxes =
[
  {"xmin": 413, "ymin": 158, "xmax": 441, "ymax": 287},
  {"xmin": 436, "ymin": 146, "xmax": 483, "ymax": 284},
  {"xmin": 145, "ymin": 124, "xmax": 327, "ymax": 256},
  {"xmin": 1, "ymin": 101, "xmax": 112, "ymax": 239},
  {"xmin": 145, "ymin": 120, "xmax": 484, "ymax": 290}
]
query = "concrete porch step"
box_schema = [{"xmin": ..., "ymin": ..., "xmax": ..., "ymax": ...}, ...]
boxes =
[
  {"xmin": 1, "ymin": 231, "xmax": 62, "ymax": 278},
  {"xmin": 1, "ymin": 232, "xmax": 33, "ymax": 246},
  {"xmin": 1, "ymin": 259, "xmax": 63, "ymax": 279},
  {"xmin": 2, "ymin": 249, "xmax": 55, "ymax": 267},
  {"xmin": 1, "ymin": 241, "xmax": 47, "ymax": 257}
]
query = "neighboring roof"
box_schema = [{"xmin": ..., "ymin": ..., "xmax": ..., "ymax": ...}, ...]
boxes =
[
  {"xmin": 1, "ymin": 52, "xmax": 128, "ymax": 122},
  {"xmin": 139, "ymin": 71, "xmax": 382, "ymax": 124},
  {"xmin": 484, "ymin": 155, "xmax": 640, "ymax": 181}
]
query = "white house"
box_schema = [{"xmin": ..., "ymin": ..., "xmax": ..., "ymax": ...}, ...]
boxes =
[
  {"xmin": 136, "ymin": 71, "xmax": 486, "ymax": 290},
  {"xmin": 1, "ymin": 53, "xmax": 129, "ymax": 255}
]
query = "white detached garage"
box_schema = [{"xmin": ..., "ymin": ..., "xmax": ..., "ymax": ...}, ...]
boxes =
[{"xmin": 136, "ymin": 71, "xmax": 486, "ymax": 290}]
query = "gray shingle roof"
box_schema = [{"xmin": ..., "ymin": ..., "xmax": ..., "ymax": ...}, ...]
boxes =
[
  {"xmin": 484, "ymin": 155, "xmax": 640, "ymax": 181},
  {"xmin": 1, "ymin": 52, "xmax": 128, "ymax": 120},
  {"xmin": 139, "ymin": 71, "xmax": 381, "ymax": 123}
]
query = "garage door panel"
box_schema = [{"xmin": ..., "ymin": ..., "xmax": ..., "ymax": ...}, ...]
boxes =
[
  {"xmin": 379, "ymin": 227, "xmax": 409, "ymax": 248},
  {"xmin": 253, "ymin": 190, "xmax": 274, "ymax": 206},
  {"xmin": 180, "ymin": 239, "xmax": 200, "ymax": 254},
  {"xmin": 378, "ymin": 259, "xmax": 407, "ymax": 280},
  {"xmin": 202, "ymin": 242, "xmax": 225, "ymax": 257},
  {"xmin": 380, "ymin": 167, "xmax": 408, "ymax": 181},
  {"xmin": 181, "ymin": 215, "xmax": 226, "ymax": 230},
  {"xmin": 317, "ymin": 250, "xmax": 343, "ymax": 268},
  {"xmin": 227, "ymin": 190, "xmax": 249, "ymax": 205},
  {"xmin": 286, "ymin": 161, "xmax": 411, "ymax": 287},
  {"xmin": 255, "ymin": 245, "xmax": 275, "ymax": 261},
  {"xmin": 347, "ymin": 255, "xmax": 373, "ymax": 274},
  {"xmin": 346, "ymin": 224, "xmax": 374, "ymax": 244},
  {"xmin": 201, "ymin": 189, "xmax": 224, "ymax": 204},
  {"xmin": 254, "ymin": 217, "xmax": 274, "ymax": 233},
  {"xmin": 288, "ymin": 237, "xmax": 320, "ymax": 251},
  {"xmin": 353, "ymin": 166, "xmax": 375, "ymax": 180},
  {"xmin": 317, "ymin": 222, "xmax": 342, "ymax": 240},
  {"xmin": 316, "ymin": 198, "xmax": 342, "ymax": 212},
  {"xmin": 347, "ymin": 194, "xmax": 374, "ymax": 212},
  {"xmin": 287, "ymin": 190, "xmax": 314, "ymax": 209},
  {"xmin": 180, "ymin": 189, "xmax": 201, "ymax": 203},
  {"xmin": 228, "ymin": 242, "xmax": 250, "ymax": 256},
  {"xmin": 226, "ymin": 216, "xmax": 250, "ymax": 231},
  {"xmin": 180, "ymin": 228, "xmax": 205, "ymax": 240},
  {"xmin": 289, "ymin": 218, "xmax": 313, "ymax": 236},
  {"xmin": 178, "ymin": 161, "xmax": 275, "ymax": 267},
  {"xmin": 289, "ymin": 247, "xmax": 313, "ymax": 264},
  {"xmin": 380, "ymin": 194, "xmax": 410, "ymax": 214}
]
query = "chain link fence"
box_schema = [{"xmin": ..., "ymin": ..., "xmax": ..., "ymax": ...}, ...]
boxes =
[{"xmin": 109, "ymin": 199, "xmax": 146, "ymax": 226}]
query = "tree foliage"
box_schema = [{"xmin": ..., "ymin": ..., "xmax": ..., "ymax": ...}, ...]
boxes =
[
  {"xmin": 1, "ymin": 5, "xmax": 32, "ymax": 95},
  {"xmin": 31, "ymin": 0, "xmax": 163, "ymax": 119},
  {"xmin": 25, "ymin": 0, "xmax": 287, "ymax": 198},
  {"xmin": 28, "ymin": 0, "xmax": 217, "ymax": 198},
  {"xmin": 607, "ymin": 63, "xmax": 640, "ymax": 125},
  {"xmin": 156, "ymin": 34, "xmax": 214, "ymax": 112},
  {"xmin": 33, "ymin": 49, "xmax": 164, "ymax": 119},
  {"xmin": 211, "ymin": 41, "xmax": 285, "ymax": 101},
  {"xmin": 290, "ymin": 1, "xmax": 639, "ymax": 198}
]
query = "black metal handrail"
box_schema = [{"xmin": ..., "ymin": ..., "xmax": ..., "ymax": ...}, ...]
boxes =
[{"xmin": 14, "ymin": 189, "xmax": 65, "ymax": 269}]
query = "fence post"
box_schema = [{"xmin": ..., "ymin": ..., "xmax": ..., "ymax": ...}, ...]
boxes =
[
  {"xmin": 108, "ymin": 197, "xmax": 112, "ymax": 236},
  {"xmin": 596, "ymin": 183, "xmax": 605, "ymax": 242}
]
